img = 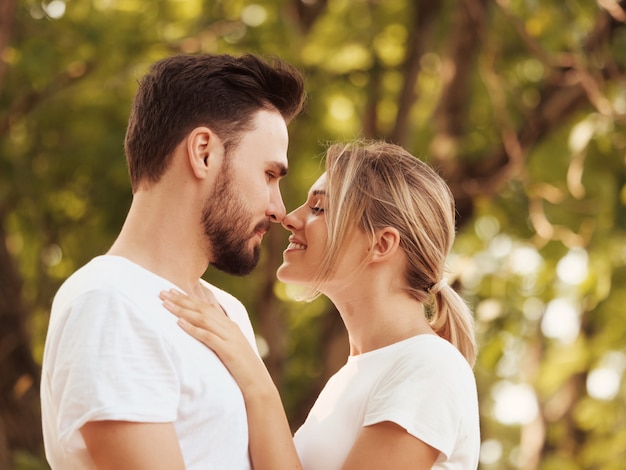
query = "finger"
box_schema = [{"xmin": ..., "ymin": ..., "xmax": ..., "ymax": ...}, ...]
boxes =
[
  {"xmin": 161, "ymin": 289, "xmax": 221, "ymax": 312},
  {"xmin": 161, "ymin": 300, "xmax": 235, "ymax": 344},
  {"xmin": 177, "ymin": 317, "xmax": 227, "ymax": 351},
  {"xmin": 162, "ymin": 300, "xmax": 219, "ymax": 334},
  {"xmin": 160, "ymin": 291, "xmax": 222, "ymax": 324}
]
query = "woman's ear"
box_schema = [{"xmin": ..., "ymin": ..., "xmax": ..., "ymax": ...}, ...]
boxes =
[
  {"xmin": 370, "ymin": 227, "xmax": 401, "ymax": 262},
  {"xmin": 187, "ymin": 127, "xmax": 218, "ymax": 179}
]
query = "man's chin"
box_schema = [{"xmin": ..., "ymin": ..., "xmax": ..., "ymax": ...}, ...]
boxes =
[
  {"xmin": 211, "ymin": 262, "xmax": 255, "ymax": 277},
  {"xmin": 210, "ymin": 250, "xmax": 260, "ymax": 277}
]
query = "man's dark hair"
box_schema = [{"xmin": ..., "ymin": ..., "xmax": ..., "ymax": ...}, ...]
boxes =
[{"xmin": 124, "ymin": 53, "xmax": 306, "ymax": 191}]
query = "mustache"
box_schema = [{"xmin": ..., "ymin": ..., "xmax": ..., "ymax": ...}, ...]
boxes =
[{"xmin": 254, "ymin": 219, "xmax": 271, "ymax": 234}]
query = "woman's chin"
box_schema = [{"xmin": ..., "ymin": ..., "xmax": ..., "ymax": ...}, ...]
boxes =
[
  {"xmin": 276, "ymin": 267, "xmax": 295, "ymax": 284},
  {"xmin": 276, "ymin": 265, "xmax": 308, "ymax": 286},
  {"xmin": 275, "ymin": 264, "xmax": 293, "ymax": 284}
]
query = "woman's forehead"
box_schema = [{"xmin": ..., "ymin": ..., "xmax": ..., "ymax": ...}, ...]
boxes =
[{"xmin": 308, "ymin": 173, "xmax": 327, "ymax": 195}]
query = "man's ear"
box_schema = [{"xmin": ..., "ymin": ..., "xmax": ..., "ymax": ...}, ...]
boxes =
[
  {"xmin": 370, "ymin": 227, "xmax": 401, "ymax": 262},
  {"xmin": 187, "ymin": 127, "xmax": 219, "ymax": 179}
]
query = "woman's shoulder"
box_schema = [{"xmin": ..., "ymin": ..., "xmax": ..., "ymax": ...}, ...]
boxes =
[
  {"xmin": 401, "ymin": 334, "xmax": 465, "ymax": 359},
  {"xmin": 392, "ymin": 334, "xmax": 475, "ymax": 380}
]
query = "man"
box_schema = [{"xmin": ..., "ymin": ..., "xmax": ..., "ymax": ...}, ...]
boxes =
[{"xmin": 40, "ymin": 53, "xmax": 305, "ymax": 469}]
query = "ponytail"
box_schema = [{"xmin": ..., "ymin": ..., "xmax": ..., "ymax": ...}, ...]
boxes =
[{"xmin": 429, "ymin": 282, "xmax": 477, "ymax": 367}]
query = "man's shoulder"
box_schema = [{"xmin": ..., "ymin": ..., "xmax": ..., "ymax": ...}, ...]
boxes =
[
  {"xmin": 52, "ymin": 255, "xmax": 171, "ymax": 312},
  {"xmin": 56, "ymin": 256, "xmax": 132, "ymax": 296}
]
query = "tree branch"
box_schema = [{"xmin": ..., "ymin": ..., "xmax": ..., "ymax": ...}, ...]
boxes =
[
  {"xmin": 441, "ymin": 1, "xmax": 626, "ymax": 226},
  {"xmin": 0, "ymin": 61, "xmax": 94, "ymax": 138}
]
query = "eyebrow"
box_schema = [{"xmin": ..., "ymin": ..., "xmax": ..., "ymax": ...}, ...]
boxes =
[{"xmin": 310, "ymin": 189, "xmax": 326, "ymax": 198}]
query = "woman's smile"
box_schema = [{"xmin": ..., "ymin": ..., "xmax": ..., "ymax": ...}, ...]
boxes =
[{"xmin": 286, "ymin": 238, "xmax": 307, "ymax": 252}]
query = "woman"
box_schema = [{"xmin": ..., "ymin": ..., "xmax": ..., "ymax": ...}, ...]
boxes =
[{"xmin": 160, "ymin": 141, "xmax": 480, "ymax": 469}]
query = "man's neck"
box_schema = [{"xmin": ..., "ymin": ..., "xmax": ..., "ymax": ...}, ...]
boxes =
[{"xmin": 108, "ymin": 191, "xmax": 210, "ymax": 294}]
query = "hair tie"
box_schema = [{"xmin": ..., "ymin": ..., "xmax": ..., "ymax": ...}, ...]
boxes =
[{"xmin": 429, "ymin": 277, "xmax": 448, "ymax": 295}]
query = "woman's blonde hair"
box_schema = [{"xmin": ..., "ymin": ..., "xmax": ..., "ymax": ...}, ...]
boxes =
[{"xmin": 309, "ymin": 141, "xmax": 477, "ymax": 366}]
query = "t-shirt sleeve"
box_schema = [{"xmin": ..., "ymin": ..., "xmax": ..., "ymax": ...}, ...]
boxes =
[
  {"xmin": 363, "ymin": 351, "xmax": 467, "ymax": 459},
  {"xmin": 49, "ymin": 289, "xmax": 180, "ymax": 449}
]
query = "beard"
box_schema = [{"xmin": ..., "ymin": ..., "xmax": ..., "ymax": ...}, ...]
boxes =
[{"xmin": 202, "ymin": 168, "xmax": 270, "ymax": 276}]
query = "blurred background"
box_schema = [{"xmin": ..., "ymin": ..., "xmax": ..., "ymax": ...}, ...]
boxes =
[{"xmin": 1, "ymin": 0, "xmax": 625, "ymax": 468}]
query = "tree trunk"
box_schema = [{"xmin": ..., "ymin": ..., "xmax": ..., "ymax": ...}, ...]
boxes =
[
  {"xmin": 391, "ymin": 0, "xmax": 442, "ymax": 146},
  {"xmin": 256, "ymin": 229, "xmax": 289, "ymax": 387},
  {"xmin": 0, "ymin": 214, "xmax": 45, "ymax": 466}
]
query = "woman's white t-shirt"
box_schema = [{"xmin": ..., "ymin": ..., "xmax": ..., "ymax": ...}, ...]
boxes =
[{"xmin": 293, "ymin": 334, "xmax": 480, "ymax": 470}]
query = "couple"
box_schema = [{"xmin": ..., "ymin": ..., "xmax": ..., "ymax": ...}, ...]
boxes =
[{"xmin": 41, "ymin": 53, "xmax": 480, "ymax": 469}]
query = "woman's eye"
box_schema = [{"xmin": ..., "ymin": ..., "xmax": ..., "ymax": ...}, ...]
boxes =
[{"xmin": 309, "ymin": 205, "xmax": 325, "ymax": 215}]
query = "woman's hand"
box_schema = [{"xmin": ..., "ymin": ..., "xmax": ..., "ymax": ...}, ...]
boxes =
[
  {"xmin": 160, "ymin": 289, "xmax": 303, "ymax": 470},
  {"xmin": 159, "ymin": 289, "xmax": 270, "ymax": 394}
]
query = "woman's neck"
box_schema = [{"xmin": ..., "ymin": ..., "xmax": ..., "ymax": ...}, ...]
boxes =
[{"xmin": 327, "ymin": 283, "xmax": 435, "ymax": 356}]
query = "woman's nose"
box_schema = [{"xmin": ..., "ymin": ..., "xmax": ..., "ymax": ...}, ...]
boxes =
[{"xmin": 281, "ymin": 207, "xmax": 301, "ymax": 232}]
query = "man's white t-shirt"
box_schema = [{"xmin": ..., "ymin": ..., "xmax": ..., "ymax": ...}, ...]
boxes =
[
  {"xmin": 41, "ymin": 255, "xmax": 257, "ymax": 469},
  {"xmin": 293, "ymin": 334, "xmax": 480, "ymax": 470}
]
